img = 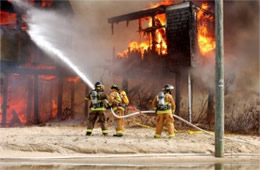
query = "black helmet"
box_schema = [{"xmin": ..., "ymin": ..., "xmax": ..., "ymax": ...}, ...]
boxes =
[
  {"xmin": 111, "ymin": 84, "xmax": 120, "ymax": 91},
  {"xmin": 163, "ymin": 84, "xmax": 174, "ymax": 93},
  {"xmin": 95, "ymin": 82, "xmax": 104, "ymax": 91}
]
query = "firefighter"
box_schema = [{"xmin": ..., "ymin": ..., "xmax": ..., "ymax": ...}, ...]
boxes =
[
  {"xmin": 152, "ymin": 84, "xmax": 176, "ymax": 138},
  {"xmin": 85, "ymin": 82, "xmax": 108, "ymax": 136},
  {"xmin": 108, "ymin": 84, "xmax": 129, "ymax": 137}
]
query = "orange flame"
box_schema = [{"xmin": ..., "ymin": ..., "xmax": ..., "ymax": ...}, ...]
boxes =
[
  {"xmin": 52, "ymin": 100, "xmax": 57, "ymax": 118},
  {"xmin": 41, "ymin": 0, "xmax": 53, "ymax": 8},
  {"xmin": 117, "ymin": 0, "xmax": 173, "ymax": 59},
  {"xmin": 18, "ymin": 113, "xmax": 27, "ymax": 124},
  {"xmin": 0, "ymin": 11, "xmax": 16, "ymax": 26},
  {"xmin": 39, "ymin": 75, "xmax": 56, "ymax": 80},
  {"xmin": 67, "ymin": 76, "xmax": 80, "ymax": 83},
  {"xmin": 117, "ymin": 41, "xmax": 150, "ymax": 59},
  {"xmin": 197, "ymin": 3, "xmax": 216, "ymax": 55},
  {"xmin": 149, "ymin": 0, "xmax": 174, "ymax": 8},
  {"xmin": 8, "ymin": 99, "xmax": 27, "ymax": 124},
  {"xmin": 149, "ymin": 13, "xmax": 168, "ymax": 55},
  {"xmin": 5, "ymin": 74, "xmax": 30, "ymax": 125}
]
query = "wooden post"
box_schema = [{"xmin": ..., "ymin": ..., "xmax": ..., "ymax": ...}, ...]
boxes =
[
  {"xmin": 175, "ymin": 71, "xmax": 181, "ymax": 115},
  {"xmin": 1, "ymin": 73, "xmax": 8, "ymax": 127},
  {"xmin": 57, "ymin": 76, "xmax": 63, "ymax": 120},
  {"xmin": 70, "ymin": 82, "xmax": 75, "ymax": 113},
  {"xmin": 215, "ymin": 0, "xmax": 224, "ymax": 158},
  {"xmin": 207, "ymin": 90, "xmax": 215, "ymax": 125},
  {"xmin": 151, "ymin": 15, "xmax": 156, "ymax": 52},
  {"xmin": 16, "ymin": 14, "xmax": 22, "ymax": 61},
  {"xmin": 85, "ymin": 85, "xmax": 89, "ymax": 119},
  {"xmin": 33, "ymin": 74, "xmax": 39, "ymax": 124},
  {"xmin": 27, "ymin": 78, "xmax": 33, "ymax": 123}
]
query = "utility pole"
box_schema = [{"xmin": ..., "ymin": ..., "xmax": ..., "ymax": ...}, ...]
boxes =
[{"xmin": 215, "ymin": 0, "xmax": 224, "ymax": 157}]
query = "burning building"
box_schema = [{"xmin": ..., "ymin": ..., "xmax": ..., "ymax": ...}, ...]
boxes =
[
  {"xmin": 108, "ymin": 1, "xmax": 215, "ymax": 116},
  {"xmin": 0, "ymin": 0, "xmax": 80, "ymax": 127}
]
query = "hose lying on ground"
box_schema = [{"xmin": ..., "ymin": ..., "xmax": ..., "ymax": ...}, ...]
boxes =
[{"xmin": 110, "ymin": 108, "xmax": 259, "ymax": 147}]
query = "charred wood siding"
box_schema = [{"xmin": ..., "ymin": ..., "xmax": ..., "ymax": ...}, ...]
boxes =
[{"xmin": 166, "ymin": 7, "xmax": 192, "ymax": 67}]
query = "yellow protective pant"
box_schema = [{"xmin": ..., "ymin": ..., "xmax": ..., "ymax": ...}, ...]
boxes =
[
  {"xmin": 113, "ymin": 109, "xmax": 125, "ymax": 135},
  {"xmin": 155, "ymin": 113, "xmax": 174, "ymax": 138}
]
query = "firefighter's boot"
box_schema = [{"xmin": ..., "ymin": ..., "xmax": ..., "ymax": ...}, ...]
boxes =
[
  {"xmin": 113, "ymin": 134, "xmax": 123, "ymax": 137},
  {"xmin": 168, "ymin": 133, "xmax": 175, "ymax": 138},
  {"xmin": 86, "ymin": 132, "xmax": 92, "ymax": 136}
]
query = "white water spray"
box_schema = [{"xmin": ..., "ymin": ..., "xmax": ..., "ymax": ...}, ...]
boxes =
[
  {"xmin": 16, "ymin": 2, "xmax": 95, "ymax": 90},
  {"xmin": 11, "ymin": 0, "xmax": 94, "ymax": 89},
  {"xmin": 27, "ymin": 25, "xmax": 94, "ymax": 89}
]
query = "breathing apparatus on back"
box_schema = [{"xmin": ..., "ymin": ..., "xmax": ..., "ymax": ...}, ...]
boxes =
[
  {"xmin": 90, "ymin": 82, "xmax": 105, "ymax": 108},
  {"xmin": 90, "ymin": 90, "xmax": 98, "ymax": 106},
  {"xmin": 111, "ymin": 84, "xmax": 129, "ymax": 107},
  {"xmin": 157, "ymin": 91, "xmax": 170, "ymax": 110},
  {"xmin": 156, "ymin": 84, "xmax": 174, "ymax": 111},
  {"xmin": 158, "ymin": 92, "xmax": 165, "ymax": 106}
]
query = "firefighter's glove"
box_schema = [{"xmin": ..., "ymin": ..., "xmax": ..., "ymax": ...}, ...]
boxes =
[{"xmin": 106, "ymin": 105, "xmax": 112, "ymax": 109}]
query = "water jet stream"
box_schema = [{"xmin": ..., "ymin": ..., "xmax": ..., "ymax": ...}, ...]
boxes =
[{"xmin": 27, "ymin": 24, "xmax": 94, "ymax": 89}]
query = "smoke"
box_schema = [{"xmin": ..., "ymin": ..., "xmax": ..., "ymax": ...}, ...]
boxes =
[
  {"xmin": 193, "ymin": 0, "xmax": 259, "ymax": 96},
  {"xmin": 11, "ymin": 0, "xmax": 167, "ymax": 88},
  {"xmin": 224, "ymin": 1, "xmax": 259, "ymax": 94},
  {"xmin": 11, "ymin": 0, "xmax": 260, "ymax": 101},
  {"xmin": 69, "ymin": 0, "xmax": 164, "ymax": 83}
]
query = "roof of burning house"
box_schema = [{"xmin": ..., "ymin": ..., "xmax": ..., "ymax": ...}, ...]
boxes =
[
  {"xmin": 108, "ymin": 1, "xmax": 213, "ymax": 24},
  {"xmin": 107, "ymin": 1, "xmax": 216, "ymax": 76}
]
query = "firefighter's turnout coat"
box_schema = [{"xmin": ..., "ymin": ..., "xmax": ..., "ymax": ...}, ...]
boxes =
[
  {"xmin": 152, "ymin": 92, "xmax": 175, "ymax": 138},
  {"xmin": 109, "ymin": 90, "xmax": 129, "ymax": 135},
  {"xmin": 85, "ymin": 90, "xmax": 108, "ymax": 135}
]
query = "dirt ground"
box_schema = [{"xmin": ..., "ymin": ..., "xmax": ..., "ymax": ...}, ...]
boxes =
[{"xmin": 0, "ymin": 124, "xmax": 259, "ymax": 157}]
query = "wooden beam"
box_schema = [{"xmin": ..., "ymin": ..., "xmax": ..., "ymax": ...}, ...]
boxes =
[
  {"xmin": 2, "ymin": 67, "xmax": 59, "ymax": 75},
  {"xmin": 33, "ymin": 74, "xmax": 39, "ymax": 124},
  {"xmin": 175, "ymin": 71, "xmax": 181, "ymax": 116},
  {"xmin": 57, "ymin": 75, "xmax": 63, "ymax": 120},
  {"xmin": 1, "ymin": 73, "xmax": 8, "ymax": 127},
  {"xmin": 70, "ymin": 82, "xmax": 75, "ymax": 113},
  {"xmin": 27, "ymin": 78, "xmax": 33, "ymax": 123},
  {"xmin": 85, "ymin": 85, "xmax": 89, "ymax": 119},
  {"xmin": 207, "ymin": 90, "xmax": 215, "ymax": 125}
]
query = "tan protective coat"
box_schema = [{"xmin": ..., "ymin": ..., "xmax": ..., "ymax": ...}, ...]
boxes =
[
  {"xmin": 109, "ymin": 91, "xmax": 128, "ymax": 135},
  {"xmin": 152, "ymin": 93, "xmax": 176, "ymax": 137}
]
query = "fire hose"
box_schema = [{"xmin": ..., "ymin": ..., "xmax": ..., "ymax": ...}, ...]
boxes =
[
  {"xmin": 110, "ymin": 108, "xmax": 211, "ymax": 134},
  {"xmin": 109, "ymin": 106, "xmax": 259, "ymax": 147}
]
